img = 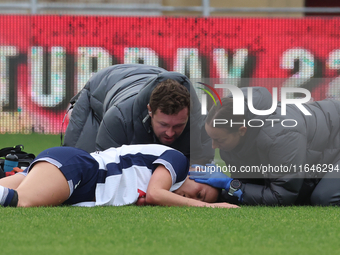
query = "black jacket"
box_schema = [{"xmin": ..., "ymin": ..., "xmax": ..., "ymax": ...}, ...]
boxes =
[
  {"xmin": 219, "ymin": 87, "xmax": 340, "ymax": 205},
  {"xmin": 63, "ymin": 64, "xmax": 214, "ymax": 164}
]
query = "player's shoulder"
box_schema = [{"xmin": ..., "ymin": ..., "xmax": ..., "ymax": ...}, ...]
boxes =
[{"xmin": 118, "ymin": 144, "xmax": 180, "ymax": 156}]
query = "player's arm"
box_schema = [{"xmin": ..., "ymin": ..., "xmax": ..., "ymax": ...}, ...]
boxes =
[{"xmin": 145, "ymin": 165, "xmax": 238, "ymax": 208}]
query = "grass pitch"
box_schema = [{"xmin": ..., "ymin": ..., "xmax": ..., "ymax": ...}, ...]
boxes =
[
  {"xmin": 0, "ymin": 133, "xmax": 61, "ymax": 156},
  {"xmin": 1, "ymin": 206, "xmax": 340, "ymax": 255},
  {"xmin": 0, "ymin": 134, "xmax": 340, "ymax": 255}
]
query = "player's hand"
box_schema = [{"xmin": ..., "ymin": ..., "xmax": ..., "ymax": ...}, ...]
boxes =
[
  {"xmin": 207, "ymin": 203, "xmax": 240, "ymax": 208},
  {"xmin": 135, "ymin": 196, "xmax": 153, "ymax": 206}
]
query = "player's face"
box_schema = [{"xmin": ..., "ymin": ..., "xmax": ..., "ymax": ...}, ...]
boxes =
[
  {"xmin": 205, "ymin": 123, "xmax": 247, "ymax": 152},
  {"xmin": 149, "ymin": 107, "xmax": 189, "ymax": 145},
  {"xmin": 173, "ymin": 177, "xmax": 219, "ymax": 203}
]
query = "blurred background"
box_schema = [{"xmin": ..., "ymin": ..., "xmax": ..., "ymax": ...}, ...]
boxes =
[
  {"xmin": 0, "ymin": 0, "xmax": 339, "ymax": 17},
  {"xmin": 0, "ymin": 0, "xmax": 339, "ymax": 153}
]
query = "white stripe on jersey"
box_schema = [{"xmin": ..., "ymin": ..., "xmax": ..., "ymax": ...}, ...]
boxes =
[
  {"xmin": 116, "ymin": 144, "xmax": 176, "ymax": 158},
  {"xmin": 153, "ymin": 158, "xmax": 176, "ymax": 184},
  {"xmin": 89, "ymin": 144, "xmax": 187, "ymax": 207}
]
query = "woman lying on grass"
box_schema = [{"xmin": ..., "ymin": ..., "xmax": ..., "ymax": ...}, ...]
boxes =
[{"xmin": 0, "ymin": 144, "xmax": 238, "ymax": 208}]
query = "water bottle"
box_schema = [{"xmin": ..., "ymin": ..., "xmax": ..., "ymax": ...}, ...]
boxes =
[{"xmin": 4, "ymin": 151, "xmax": 19, "ymax": 172}]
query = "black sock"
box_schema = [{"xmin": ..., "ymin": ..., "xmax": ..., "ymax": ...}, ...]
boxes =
[{"xmin": 9, "ymin": 190, "xmax": 18, "ymax": 207}]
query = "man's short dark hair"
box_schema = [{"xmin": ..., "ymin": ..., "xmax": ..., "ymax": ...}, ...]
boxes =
[{"xmin": 149, "ymin": 79, "xmax": 191, "ymax": 115}]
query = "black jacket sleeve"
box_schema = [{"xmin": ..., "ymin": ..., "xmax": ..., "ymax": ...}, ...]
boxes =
[
  {"xmin": 218, "ymin": 177, "xmax": 305, "ymax": 205},
  {"xmin": 63, "ymin": 87, "xmax": 101, "ymax": 153},
  {"xmin": 96, "ymin": 105, "xmax": 129, "ymax": 151},
  {"xmin": 222, "ymin": 128, "xmax": 308, "ymax": 206}
]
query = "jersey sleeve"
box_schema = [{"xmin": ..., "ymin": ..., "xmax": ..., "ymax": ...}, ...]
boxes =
[{"xmin": 152, "ymin": 149, "xmax": 189, "ymax": 185}]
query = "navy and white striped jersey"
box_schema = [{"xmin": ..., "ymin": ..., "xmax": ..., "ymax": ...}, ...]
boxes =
[{"xmin": 90, "ymin": 144, "xmax": 189, "ymax": 206}]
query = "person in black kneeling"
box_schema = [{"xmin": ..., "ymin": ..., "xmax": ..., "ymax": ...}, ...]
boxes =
[{"xmin": 190, "ymin": 87, "xmax": 340, "ymax": 206}]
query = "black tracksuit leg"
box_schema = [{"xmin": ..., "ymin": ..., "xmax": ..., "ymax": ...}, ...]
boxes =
[{"xmin": 310, "ymin": 164, "xmax": 340, "ymax": 206}]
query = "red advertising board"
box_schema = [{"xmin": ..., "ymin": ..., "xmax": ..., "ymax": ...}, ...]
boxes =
[{"xmin": 1, "ymin": 16, "xmax": 340, "ymax": 134}]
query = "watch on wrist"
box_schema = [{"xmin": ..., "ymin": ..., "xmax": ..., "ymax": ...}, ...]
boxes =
[{"xmin": 228, "ymin": 179, "xmax": 242, "ymax": 196}]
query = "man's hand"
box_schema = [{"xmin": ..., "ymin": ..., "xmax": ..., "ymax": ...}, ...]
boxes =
[
  {"xmin": 189, "ymin": 164, "xmax": 233, "ymax": 190},
  {"xmin": 189, "ymin": 164, "xmax": 243, "ymax": 203}
]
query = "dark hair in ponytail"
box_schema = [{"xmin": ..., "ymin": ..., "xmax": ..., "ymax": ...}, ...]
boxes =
[{"xmin": 206, "ymin": 97, "xmax": 245, "ymax": 133}]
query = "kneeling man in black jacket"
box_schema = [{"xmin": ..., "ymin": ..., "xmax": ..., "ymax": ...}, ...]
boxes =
[{"xmin": 63, "ymin": 64, "xmax": 214, "ymax": 164}]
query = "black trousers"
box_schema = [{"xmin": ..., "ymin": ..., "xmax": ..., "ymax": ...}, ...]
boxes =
[{"xmin": 310, "ymin": 169, "xmax": 340, "ymax": 206}]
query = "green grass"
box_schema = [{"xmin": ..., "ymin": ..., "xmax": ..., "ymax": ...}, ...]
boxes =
[
  {"xmin": 1, "ymin": 206, "xmax": 340, "ymax": 255},
  {"xmin": 0, "ymin": 134, "xmax": 340, "ymax": 255},
  {"xmin": 0, "ymin": 133, "xmax": 61, "ymax": 156}
]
